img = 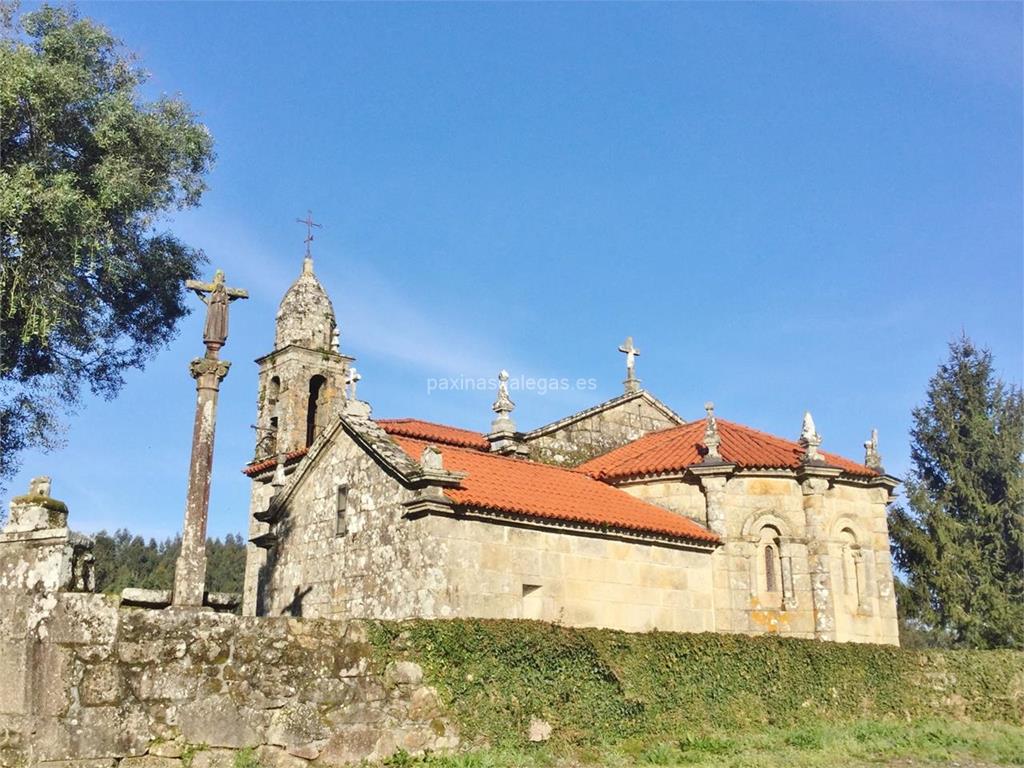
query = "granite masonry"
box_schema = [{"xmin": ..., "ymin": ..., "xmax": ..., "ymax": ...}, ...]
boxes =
[
  {"xmin": 240, "ymin": 252, "xmax": 901, "ymax": 645},
  {"xmin": 0, "ymin": 482, "xmax": 458, "ymax": 768}
]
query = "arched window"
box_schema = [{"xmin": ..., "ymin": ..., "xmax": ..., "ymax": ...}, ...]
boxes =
[
  {"xmin": 258, "ymin": 377, "xmax": 282, "ymax": 456},
  {"xmin": 306, "ymin": 375, "xmax": 327, "ymax": 447},
  {"xmin": 839, "ymin": 528, "xmax": 862, "ymax": 599},
  {"xmin": 764, "ymin": 545, "xmax": 778, "ymax": 592},
  {"xmin": 757, "ymin": 525, "xmax": 784, "ymax": 598}
]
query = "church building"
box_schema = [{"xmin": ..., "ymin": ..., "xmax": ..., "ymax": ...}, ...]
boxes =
[{"xmin": 242, "ymin": 251, "xmax": 901, "ymax": 645}]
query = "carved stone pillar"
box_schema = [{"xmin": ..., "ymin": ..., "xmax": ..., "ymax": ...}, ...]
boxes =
[
  {"xmin": 690, "ymin": 463, "xmax": 734, "ymax": 537},
  {"xmin": 779, "ymin": 537, "xmax": 799, "ymax": 610},
  {"xmin": 797, "ymin": 465, "xmax": 840, "ymax": 641},
  {"xmin": 173, "ymin": 356, "xmax": 231, "ymax": 608}
]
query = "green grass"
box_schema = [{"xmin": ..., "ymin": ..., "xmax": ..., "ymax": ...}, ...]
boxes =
[{"xmin": 382, "ymin": 718, "xmax": 1024, "ymax": 767}]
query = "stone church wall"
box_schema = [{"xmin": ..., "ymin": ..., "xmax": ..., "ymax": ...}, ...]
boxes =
[
  {"xmin": 419, "ymin": 515, "xmax": 718, "ymax": 633},
  {"xmin": 256, "ymin": 430, "xmax": 449, "ymax": 621},
  {"xmin": 249, "ymin": 420, "xmax": 719, "ymax": 633},
  {"xmin": 617, "ymin": 472, "xmax": 899, "ymax": 645},
  {"xmin": 527, "ymin": 396, "xmax": 678, "ymax": 466},
  {"xmin": 0, "ymin": 591, "xmax": 457, "ymax": 767}
]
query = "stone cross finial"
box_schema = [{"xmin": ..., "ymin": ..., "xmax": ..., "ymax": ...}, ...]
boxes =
[
  {"xmin": 618, "ymin": 337, "xmax": 641, "ymax": 394},
  {"xmin": 864, "ymin": 428, "xmax": 883, "ymax": 471},
  {"xmin": 421, "ymin": 444, "xmax": 444, "ymax": 471},
  {"xmin": 28, "ymin": 476, "xmax": 51, "ymax": 497},
  {"xmin": 346, "ymin": 367, "xmax": 362, "ymax": 400},
  {"xmin": 703, "ymin": 401, "xmax": 722, "ymax": 461},
  {"xmin": 799, "ymin": 411, "xmax": 823, "ymax": 463},
  {"xmin": 491, "ymin": 369, "xmax": 517, "ymax": 433}
]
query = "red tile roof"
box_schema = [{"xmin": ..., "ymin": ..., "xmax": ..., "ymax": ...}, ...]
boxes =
[
  {"xmin": 391, "ymin": 436, "xmax": 719, "ymax": 544},
  {"xmin": 378, "ymin": 418, "xmax": 489, "ymax": 451},
  {"xmin": 579, "ymin": 419, "xmax": 876, "ymax": 481},
  {"xmin": 242, "ymin": 448, "xmax": 308, "ymax": 477}
]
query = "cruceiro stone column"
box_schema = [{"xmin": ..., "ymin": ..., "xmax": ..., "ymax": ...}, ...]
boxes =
[
  {"xmin": 173, "ymin": 270, "xmax": 248, "ymax": 608},
  {"xmin": 796, "ymin": 411, "xmax": 841, "ymax": 641}
]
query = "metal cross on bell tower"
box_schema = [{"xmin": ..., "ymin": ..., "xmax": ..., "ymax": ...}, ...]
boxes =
[{"xmin": 296, "ymin": 210, "xmax": 322, "ymax": 260}]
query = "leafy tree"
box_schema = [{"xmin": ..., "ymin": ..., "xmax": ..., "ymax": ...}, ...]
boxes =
[
  {"xmin": 889, "ymin": 337, "xmax": 1024, "ymax": 649},
  {"xmin": 91, "ymin": 528, "xmax": 245, "ymax": 595},
  {"xmin": 0, "ymin": 4, "xmax": 214, "ymax": 488}
]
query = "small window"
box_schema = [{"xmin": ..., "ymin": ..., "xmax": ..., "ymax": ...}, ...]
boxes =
[
  {"xmin": 764, "ymin": 545, "xmax": 778, "ymax": 592},
  {"xmin": 335, "ymin": 484, "xmax": 349, "ymax": 536},
  {"xmin": 522, "ymin": 584, "xmax": 543, "ymax": 620}
]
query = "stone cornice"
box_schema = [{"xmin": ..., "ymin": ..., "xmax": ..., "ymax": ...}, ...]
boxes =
[
  {"xmin": 687, "ymin": 461, "xmax": 737, "ymax": 479},
  {"xmin": 255, "ymin": 345, "xmax": 354, "ymax": 366}
]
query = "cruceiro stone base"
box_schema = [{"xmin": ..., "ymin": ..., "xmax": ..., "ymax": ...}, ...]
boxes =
[{"xmin": 0, "ymin": 592, "xmax": 457, "ymax": 767}]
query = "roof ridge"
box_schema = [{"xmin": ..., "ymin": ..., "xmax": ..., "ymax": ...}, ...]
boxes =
[
  {"xmin": 377, "ymin": 417, "xmax": 484, "ymax": 435},
  {"xmin": 398, "ymin": 435, "xmax": 598, "ymax": 476}
]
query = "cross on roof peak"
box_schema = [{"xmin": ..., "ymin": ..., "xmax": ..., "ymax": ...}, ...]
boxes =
[{"xmin": 295, "ymin": 210, "xmax": 323, "ymax": 259}]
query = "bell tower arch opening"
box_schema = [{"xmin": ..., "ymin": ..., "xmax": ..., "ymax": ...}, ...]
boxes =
[{"xmin": 306, "ymin": 375, "xmax": 328, "ymax": 447}]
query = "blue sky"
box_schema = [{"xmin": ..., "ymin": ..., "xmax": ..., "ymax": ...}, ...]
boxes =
[{"xmin": 8, "ymin": 1, "xmax": 1022, "ymax": 541}]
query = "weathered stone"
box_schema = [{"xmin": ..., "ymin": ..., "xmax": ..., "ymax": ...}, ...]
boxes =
[
  {"xmin": 178, "ymin": 696, "xmax": 261, "ymax": 748},
  {"xmin": 384, "ymin": 661, "xmax": 423, "ymax": 689},
  {"xmin": 120, "ymin": 757, "xmax": 182, "ymax": 768},
  {"xmin": 148, "ymin": 739, "xmax": 185, "ymax": 758},
  {"xmin": 317, "ymin": 725, "xmax": 386, "ymax": 766},
  {"xmin": 81, "ymin": 661, "xmax": 123, "ymax": 706},
  {"xmin": 528, "ymin": 717, "xmax": 553, "ymax": 742},
  {"xmin": 258, "ymin": 744, "xmax": 313, "ymax": 767},
  {"xmin": 267, "ymin": 702, "xmax": 329, "ymax": 750},
  {"xmin": 407, "ymin": 686, "xmax": 442, "ymax": 721},
  {"xmin": 188, "ymin": 749, "xmax": 236, "ymax": 768}
]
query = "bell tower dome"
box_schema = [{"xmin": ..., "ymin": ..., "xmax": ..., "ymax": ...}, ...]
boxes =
[
  {"xmin": 251, "ymin": 252, "xmax": 352, "ymax": 462},
  {"xmin": 275, "ymin": 255, "xmax": 337, "ymax": 351}
]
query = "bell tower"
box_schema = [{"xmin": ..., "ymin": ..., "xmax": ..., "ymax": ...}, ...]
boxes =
[{"xmin": 252, "ymin": 251, "xmax": 351, "ymax": 461}]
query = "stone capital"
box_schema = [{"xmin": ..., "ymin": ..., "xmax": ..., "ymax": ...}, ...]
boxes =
[
  {"xmin": 189, "ymin": 357, "xmax": 231, "ymax": 383},
  {"xmin": 796, "ymin": 463, "xmax": 841, "ymax": 493},
  {"xmin": 688, "ymin": 462, "xmax": 736, "ymax": 484}
]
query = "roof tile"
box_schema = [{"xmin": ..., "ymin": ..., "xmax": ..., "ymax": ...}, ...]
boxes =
[
  {"xmin": 579, "ymin": 419, "xmax": 875, "ymax": 480},
  {"xmin": 378, "ymin": 418, "xmax": 489, "ymax": 450},
  {"xmin": 391, "ymin": 436, "xmax": 719, "ymax": 544}
]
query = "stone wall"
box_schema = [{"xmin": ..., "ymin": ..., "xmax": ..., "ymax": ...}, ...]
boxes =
[
  {"xmin": 423, "ymin": 515, "xmax": 717, "ymax": 633},
  {"xmin": 0, "ymin": 591, "xmax": 457, "ymax": 768},
  {"xmin": 254, "ymin": 428, "xmax": 448, "ymax": 621},
  {"xmin": 617, "ymin": 472, "xmax": 900, "ymax": 645},
  {"xmin": 247, "ymin": 421, "xmax": 719, "ymax": 633},
  {"xmin": 526, "ymin": 393, "xmax": 680, "ymax": 466}
]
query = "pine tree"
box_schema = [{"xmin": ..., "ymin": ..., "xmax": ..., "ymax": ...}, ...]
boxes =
[{"xmin": 889, "ymin": 337, "xmax": 1024, "ymax": 649}]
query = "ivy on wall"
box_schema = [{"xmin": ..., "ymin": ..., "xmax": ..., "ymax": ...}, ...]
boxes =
[{"xmin": 370, "ymin": 619, "xmax": 1023, "ymax": 747}]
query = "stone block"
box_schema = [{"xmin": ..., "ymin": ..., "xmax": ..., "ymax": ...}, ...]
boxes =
[
  {"xmin": 384, "ymin": 661, "xmax": 423, "ymax": 689},
  {"xmin": 257, "ymin": 745, "xmax": 313, "ymax": 767},
  {"xmin": 80, "ymin": 661, "xmax": 123, "ymax": 707},
  {"xmin": 0, "ymin": 641, "xmax": 28, "ymax": 715},
  {"xmin": 267, "ymin": 702, "xmax": 329, "ymax": 750},
  {"xmin": 178, "ymin": 696, "xmax": 261, "ymax": 748},
  {"xmin": 189, "ymin": 749, "xmax": 236, "ymax": 768},
  {"xmin": 317, "ymin": 724, "xmax": 382, "ymax": 765},
  {"xmin": 407, "ymin": 686, "xmax": 442, "ymax": 721},
  {"xmin": 45, "ymin": 594, "xmax": 118, "ymax": 646},
  {"xmin": 120, "ymin": 758, "xmax": 182, "ymax": 768}
]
